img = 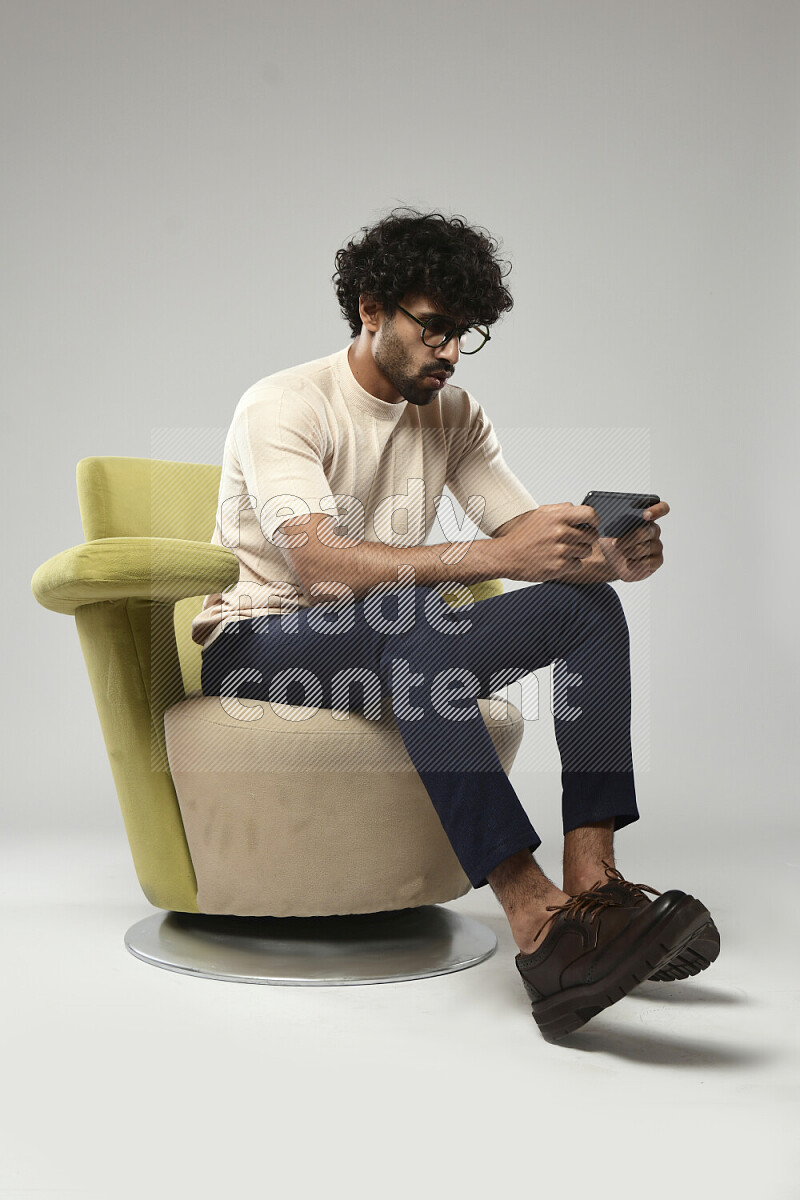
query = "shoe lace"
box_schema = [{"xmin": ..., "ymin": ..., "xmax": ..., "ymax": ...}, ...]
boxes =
[
  {"xmin": 599, "ymin": 858, "xmax": 662, "ymax": 904},
  {"xmin": 532, "ymin": 885, "xmax": 626, "ymax": 944},
  {"xmin": 530, "ymin": 859, "xmax": 665, "ymax": 945}
]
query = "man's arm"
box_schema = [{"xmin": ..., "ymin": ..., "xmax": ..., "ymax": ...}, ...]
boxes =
[
  {"xmin": 280, "ymin": 500, "xmax": 621, "ymax": 606},
  {"xmin": 275, "ymin": 513, "xmax": 509, "ymax": 605}
]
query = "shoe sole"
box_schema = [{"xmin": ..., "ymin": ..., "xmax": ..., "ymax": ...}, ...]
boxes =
[
  {"xmin": 523, "ymin": 893, "xmax": 711, "ymax": 1042},
  {"xmin": 598, "ymin": 883, "xmax": 720, "ymax": 981},
  {"xmin": 647, "ymin": 913, "xmax": 720, "ymax": 981}
]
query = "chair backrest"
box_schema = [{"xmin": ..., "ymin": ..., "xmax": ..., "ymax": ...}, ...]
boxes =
[
  {"xmin": 67, "ymin": 456, "xmax": 230, "ymax": 912},
  {"xmin": 77, "ymin": 456, "xmax": 222, "ymax": 695},
  {"xmin": 77, "ymin": 456, "xmax": 221, "ymax": 541}
]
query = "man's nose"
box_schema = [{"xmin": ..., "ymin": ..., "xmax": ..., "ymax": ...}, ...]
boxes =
[{"xmin": 436, "ymin": 337, "xmax": 460, "ymax": 367}]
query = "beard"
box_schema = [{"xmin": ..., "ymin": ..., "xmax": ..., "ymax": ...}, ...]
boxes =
[{"xmin": 373, "ymin": 318, "xmax": 442, "ymax": 407}]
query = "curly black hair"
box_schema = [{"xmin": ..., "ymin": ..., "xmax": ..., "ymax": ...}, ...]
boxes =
[{"xmin": 332, "ymin": 205, "xmax": 514, "ymax": 338}]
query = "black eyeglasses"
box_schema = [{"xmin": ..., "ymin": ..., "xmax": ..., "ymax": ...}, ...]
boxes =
[{"xmin": 394, "ymin": 303, "xmax": 491, "ymax": 355}]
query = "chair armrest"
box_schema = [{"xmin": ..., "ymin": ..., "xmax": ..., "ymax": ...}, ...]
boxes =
[{"xmin": 31, "ymin": 538, "xmax": 239, "ymax": 615}]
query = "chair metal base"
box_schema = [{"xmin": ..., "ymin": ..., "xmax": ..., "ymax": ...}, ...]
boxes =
[{"xmin": 124, "ymin": 905, "xmax": 498, "ymax": 986}]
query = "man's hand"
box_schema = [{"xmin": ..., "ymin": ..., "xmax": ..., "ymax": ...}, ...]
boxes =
[
  {"xmin": 492, "ymin": 503, "xmax": 602, "ymax": 582},
  {"xmin": 597, "ymin": 500, "xmax": 670, "ymax": 582}
]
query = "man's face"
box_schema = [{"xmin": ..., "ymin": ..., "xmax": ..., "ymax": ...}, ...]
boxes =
[{"xmin": 373, "ymin": 293, "xmax": 465, "ymax": 407}]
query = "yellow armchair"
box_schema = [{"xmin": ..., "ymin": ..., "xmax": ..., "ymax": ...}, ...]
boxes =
[{"xmin": 31, "ymin": 456, "xmax": 524, "ymax": 985}]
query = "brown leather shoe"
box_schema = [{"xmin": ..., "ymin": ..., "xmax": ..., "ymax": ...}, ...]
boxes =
[
  {"xmin": 588, "ymin": 861, "xmax": 721, "ymax": 982},
  {"xmin": 516, "ymin": 885, "xmax": 711, "ymax": 1041}
]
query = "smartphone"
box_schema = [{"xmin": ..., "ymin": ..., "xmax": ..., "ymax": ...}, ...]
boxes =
[{"xmin": 578, "ymin": 491, "xmax": 660, "ymax": 539}]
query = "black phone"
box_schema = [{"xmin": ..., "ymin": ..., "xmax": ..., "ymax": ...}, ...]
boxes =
[{"xmin": 578, "ymin": 491, "xmax": 660, "ymax": 539}]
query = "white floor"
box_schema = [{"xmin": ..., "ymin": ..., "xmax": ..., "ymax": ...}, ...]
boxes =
[{"xmin": 1, "ymin": 827, "xmax": 798, "ymax": 1200}]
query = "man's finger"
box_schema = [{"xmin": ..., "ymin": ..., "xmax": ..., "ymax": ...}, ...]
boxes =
[
  {"xmin": 618, "ymin": 521, "xmax": 660, "ymax": 546},
  {"xmin": 571, "ymin": 505, "xmax": 601, "ymax": 528},
  {"xmin": 642, "ymin": 501, "xmax": 670, "ymax": 520},
  {"xmin": 562, "ymin": 530, "xmax": 598, "ymax": 550}
]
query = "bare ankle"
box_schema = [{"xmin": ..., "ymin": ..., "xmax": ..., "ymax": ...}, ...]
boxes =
[
  {"xmin": 562, "ymin": 859, "xmax": 615, "ymax": 895},
  {"xmin": 562, "ymin": 821, "xmax": 615, "ymax": 895},
  {"xmin": 487, "ymin": 850, "xmax": 572, "ymax": 955}
]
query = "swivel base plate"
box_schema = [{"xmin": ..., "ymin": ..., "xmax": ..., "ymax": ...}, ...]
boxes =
[{"xmin": 124, "ymin": 904, "xmax": 497, "ymax": 986}]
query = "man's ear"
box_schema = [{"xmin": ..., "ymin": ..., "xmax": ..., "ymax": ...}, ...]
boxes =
[{"xmin": 358, "ymin": 293, "xmax": 384, "ymax": 333}]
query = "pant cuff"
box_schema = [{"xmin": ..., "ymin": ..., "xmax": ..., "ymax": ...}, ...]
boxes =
[{"xmin": 561, "ymin": 769, "xmax": 639, "ymax": 836}]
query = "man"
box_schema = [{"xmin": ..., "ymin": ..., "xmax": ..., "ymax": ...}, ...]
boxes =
[{"xmin": 194, "ymin": 206, "xmax": 719, "ymax": 1042}]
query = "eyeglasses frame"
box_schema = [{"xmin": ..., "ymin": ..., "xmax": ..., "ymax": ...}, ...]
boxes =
[{"xmin": 393, "ymin": 302, "xmax": 491, "ymax": 355}]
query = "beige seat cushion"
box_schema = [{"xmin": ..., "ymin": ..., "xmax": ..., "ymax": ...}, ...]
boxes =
[{"xmin": 164, "ymin": 691, "xmax": 525, "ymax": 917}]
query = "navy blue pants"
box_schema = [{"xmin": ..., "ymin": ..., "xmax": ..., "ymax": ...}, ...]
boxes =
[{"xmin": 200, "ymin": 581, "xmax": 639, "ymax": 889}]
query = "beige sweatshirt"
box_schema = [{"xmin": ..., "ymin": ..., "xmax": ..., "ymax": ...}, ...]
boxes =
[{"xmin": 191, "ymin": 343, "xmax": 538, "ymax": 650}]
